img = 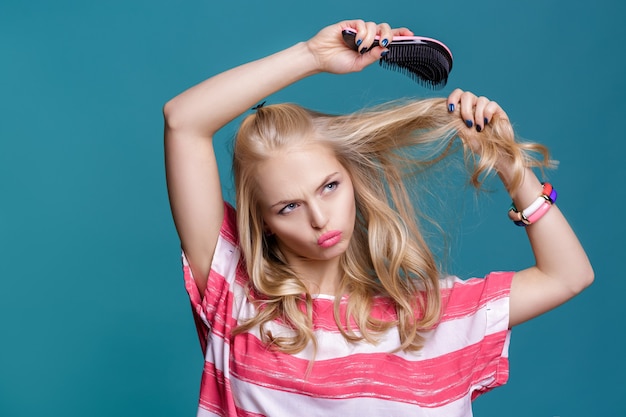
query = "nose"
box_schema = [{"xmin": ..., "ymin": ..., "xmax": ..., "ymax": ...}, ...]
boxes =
[{"xmin": 309, "ymin": 201, "xmax": 328, "ymax": 229}]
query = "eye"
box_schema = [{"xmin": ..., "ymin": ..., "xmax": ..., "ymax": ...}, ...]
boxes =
[
  {"xmin": 278, "ymin": 202, "xmax": 299, "ymax": 215},
  {"xmin": 323, "ymin": 181, "xmax": 339, "ymax": 193}
]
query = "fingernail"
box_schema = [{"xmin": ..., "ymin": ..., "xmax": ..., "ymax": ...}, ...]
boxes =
[
  {"xmin": 356, "ymin": 39, "xmax": 363, "ymax": 47},
  {"xmin": 476, "ymin": 125, "xmax": 482, "ymax": 132},
  {"xmin": 484, "ymin": 117, "xmax": 489, "ymax": 125},
  {"xmin": 465, "ymin": 120, "xmax": 473, "ymax": 128},
  {"xmin": 380, "ymin": 50, "xmax": 389, "ymax": 58},
  {"xmin": 448, "ymin": 103, "xmax": 455, "ymax": 112},
  {"xmin": 360, "ymin": 47, "xmax": 368, "ymax": 55},
  {"xmin": 381, "ymin": 38, "xmax": 389, "ymax": 47}
]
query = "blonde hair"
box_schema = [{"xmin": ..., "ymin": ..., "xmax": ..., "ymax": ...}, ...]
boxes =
[{"xmin": 232, "ymin": 98, "xmax": 550, "ymax": 355}]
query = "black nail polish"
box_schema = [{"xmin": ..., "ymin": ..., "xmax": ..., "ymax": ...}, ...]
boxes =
[{"xmin": 476, "ymin": 125, "xmax": 482, "ymax": 132}]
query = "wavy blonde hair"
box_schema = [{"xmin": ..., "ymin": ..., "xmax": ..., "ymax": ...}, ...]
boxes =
[{"xmin": 232, "ymin": 98, "xmax": 550, "ymax": 355}]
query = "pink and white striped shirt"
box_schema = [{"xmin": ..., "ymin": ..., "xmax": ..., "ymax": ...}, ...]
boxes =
[{"xmin": 182, "ymin": 203, "xmax": 512, "ymax": 416}]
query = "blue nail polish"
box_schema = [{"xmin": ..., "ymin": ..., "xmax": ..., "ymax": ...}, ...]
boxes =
[
  {"xmin": 356, "ymin": 39, "xmax": 363, "ymax": 47},
  {"xmin": 465, "ymin": 120, "xmax": 473, "ymax": 128},
  {"xmin": 381, "ymin": 38, "xmax": 389, "ymax": 47},
  {"xmin": 448, "ymin": 103, "xmax": 455, "ymax": 112},
  {"xmin": 484, "ymin": 117, "xmax": 489, "ymax": 125},
  {"xmin": 381, "ymin": 50, "xmax": 389, "ymax": 58}
]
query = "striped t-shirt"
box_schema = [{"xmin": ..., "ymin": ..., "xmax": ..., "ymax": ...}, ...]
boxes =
[{"xmin": 182, "ymin": 203, "xmax": 512, "ymax": 416}]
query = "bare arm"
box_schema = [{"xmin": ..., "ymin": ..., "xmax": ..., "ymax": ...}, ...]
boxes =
[
  {"xmin": 447, "ymin": 89, "xmax": 594, "ymax": 327},
  {"xmin": 502, "ymin": 168, "xmax": 594, "ymax": 327},
  {"xmin": 163, "ymin": 20, "xmax": 405, "ymax": 294}
]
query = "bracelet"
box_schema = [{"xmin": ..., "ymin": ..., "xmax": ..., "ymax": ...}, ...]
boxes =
[
  {"xmin": 526, "ymin": 200, "xmax": 552, "ymax": 223},
  {"xmin": 522, "ymin": 196, "xmax": 547, "ymax": 218},
  {"xmin": 508, "ymin": 182, "xmax": 557, "ymax": 227},
  {"xmin": 508, "ymin": 204, "xmax": 529, "ymax": 226},
  {"xmin": 542, "ymin": 182, "xmax": 552, "ymax": 196}
]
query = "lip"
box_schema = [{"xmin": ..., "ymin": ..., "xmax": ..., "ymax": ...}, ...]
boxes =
[{"xmin": 317, "ymin": 230, "xmax": 342, "ymax": 248}]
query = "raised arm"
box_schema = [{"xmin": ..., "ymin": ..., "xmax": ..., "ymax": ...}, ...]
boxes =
[
  {"xmin": 163, "ymin": 20, "xmax": 405, "ymax": 294},
  {"xmin": 447, "ymin": 89, "xmax": 594, "ymax": 327}
]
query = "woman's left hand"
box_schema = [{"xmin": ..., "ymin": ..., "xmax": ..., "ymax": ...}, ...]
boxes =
[{"xmin": 446, "ymin": 88, "xmax": 511, "ymax": 154}]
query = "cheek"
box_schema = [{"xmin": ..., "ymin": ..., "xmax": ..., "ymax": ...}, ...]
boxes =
[
  {"xmin": 265, "ymin": 216, "xmax": 306, "ymax": 241},
  {"xmin": 342, "ymin": 184, "xmax": 357, "ymax": 218}
]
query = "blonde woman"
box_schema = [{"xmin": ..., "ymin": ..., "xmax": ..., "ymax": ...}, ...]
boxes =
[{"xmin": 163, "ymin": 19, "xmax": 593, "ymax": 417}]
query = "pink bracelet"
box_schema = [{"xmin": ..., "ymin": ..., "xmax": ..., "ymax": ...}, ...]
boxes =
[
  {"xmin": 522, "ymin": 196, "xmax": 547, "ymax": 218},
  {"xmin": 526, "ymin": 200, "xmax": 552, "ymax": 224},
  {"xmin": 508, "ymin": 183, "xmax": 557, "ymax": 227}
]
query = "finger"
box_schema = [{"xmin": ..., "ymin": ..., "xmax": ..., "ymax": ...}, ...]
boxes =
[
  {"xmin": 459, "ymin": 91, "xmax": 478, "ymax": 128},
  {"xmin": 483, "ymin": 101, "xmax": 509, "ymax": 125},
  {"xmin": 361, "ymin": 23, "xmax": 393, "ymax": 58},
  {"xmin": 446, "ymin": 88, "xmax": 464, "ymax": 113},
  {"xmin": 358, "ymin": 21, "xmax": 379, "ymax": 54},
  {"xmin": 377, "ymin": 23, "xmax": 393, "ymax": 49},
  {"xmin": 391, "ymin": 27, "xmax": 414, "ymax": 37},
  {"xmin": 340, "ymin": 19, "xmax": 366, "ymax": 32},
  {"xmin": 339, "ymin": 19, "xmax": 367, "ymax": 50},
  {"xmin": 473, "ymin": 96, "xmax": 490, "ymax": 132}
]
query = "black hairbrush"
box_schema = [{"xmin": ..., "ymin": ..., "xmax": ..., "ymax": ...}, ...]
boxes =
[{"xmin": 342, "ymin": 28, "xmax": 453, "ymax": 90}]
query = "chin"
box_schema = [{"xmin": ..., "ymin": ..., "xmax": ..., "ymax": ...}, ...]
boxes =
[{"xmin": 321, "ymin": 240, "xmax": 350, "ymax": 259}]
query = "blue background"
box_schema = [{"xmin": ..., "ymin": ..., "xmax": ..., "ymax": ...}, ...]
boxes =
[{"xmin": 1, "ymin": 0, "xmax": 624, "ymax": 416}]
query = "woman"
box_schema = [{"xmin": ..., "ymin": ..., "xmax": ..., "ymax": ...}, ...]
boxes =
[{"xmin": 163, "ymin": 19, "xmax": 593, "ymax": 417}]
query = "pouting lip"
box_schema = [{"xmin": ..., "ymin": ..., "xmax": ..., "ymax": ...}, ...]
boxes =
[{"xmin": 317, "ymin": 230, "xmax": 342, "ymax": 247}]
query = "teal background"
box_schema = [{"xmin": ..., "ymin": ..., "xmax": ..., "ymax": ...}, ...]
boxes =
[{"xmin": 1, "ymin": 0, "xmax": 624, "ymax": 416}]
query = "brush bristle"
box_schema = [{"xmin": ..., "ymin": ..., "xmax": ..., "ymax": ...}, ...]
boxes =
[{"xmin": 380, "ymin": 41, "xmax": 453, "ymax": 89}]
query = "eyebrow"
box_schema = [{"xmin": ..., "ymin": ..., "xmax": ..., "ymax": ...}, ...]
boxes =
[{"xmin": 269, "ymin": 172, "xmax": 340, "ymax": 209}]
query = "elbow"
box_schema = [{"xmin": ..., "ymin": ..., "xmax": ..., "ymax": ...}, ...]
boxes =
[
  {"xmin": 163, "ymin": 95, "xmax": 195, "ymax": 133},
  {"xmin": 571, "ymin": 262, "xmax": 595, "ymax": 296},
  {"xmin": 163, "ymin": 97, "xmax": 209, "ymax": 135},
  {"xmin": 581, "ymin": 263, "xmax": 595, "ymax": 290},
  {"xmin": 163, "ymin": 98, "xmax": 182, "ymax": 131}
]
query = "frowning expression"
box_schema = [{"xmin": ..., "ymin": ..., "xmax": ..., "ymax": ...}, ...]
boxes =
[{"xmin": 256, "ymin": 143, "xmax": 356, "ymax": 265}]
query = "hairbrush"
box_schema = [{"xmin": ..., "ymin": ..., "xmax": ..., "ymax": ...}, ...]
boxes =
[{"xmin": 342, "ymin": 28, "xmax": 453, "ymax": 89}]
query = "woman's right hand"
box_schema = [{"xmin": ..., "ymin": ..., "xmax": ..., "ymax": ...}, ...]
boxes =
[{"xmin": 306, "ymin": 20, "xmax": 414, "ymax": 75}]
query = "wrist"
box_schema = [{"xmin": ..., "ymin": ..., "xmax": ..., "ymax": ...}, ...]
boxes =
[
  {"xmin": 495, "ymin": 157, "xmax": 523, "ymax": 194},
  {"xmin": 293, "ymin": 41, "xmax": 324, "ymax": 76},
  {"xmin": 500, "ymin": 167, "xmax": 544, "ymax": 208},
  {"xmin": 494, "ymin": 157, "xmax": 515, "ymax": 180},
  {"xmin": 271, "ymin": 42, "xmax": 322, "ymax": 81}
]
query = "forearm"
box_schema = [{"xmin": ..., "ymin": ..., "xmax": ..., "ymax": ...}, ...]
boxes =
[
  {"xmin": 500, "ymin": 165, "xmax": 592, "ymax": 285},
  {"xmin": 163, "ymin": 42, "xmax": 320, "ymax": 137},
  {"xmin": 499, "ymin": 165, "xmax": 593, "ymax": 325}
]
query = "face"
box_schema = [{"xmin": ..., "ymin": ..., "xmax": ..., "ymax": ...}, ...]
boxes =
[{"xmin": 255, "ymin": 143, "xmax": 356, "ymax": 266}]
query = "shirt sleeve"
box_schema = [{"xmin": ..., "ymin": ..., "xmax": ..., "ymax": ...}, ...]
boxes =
[
  {"xmin": 471, "ymin": 271, "xmax": 512, "ymax": 398},
  {"xmin": 181, "ymin": 202, "xmax": 243, "ymax": 353},
  {"xmin": 439, "ymin": 271, "xmax": 513, "ymax": 399}
]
